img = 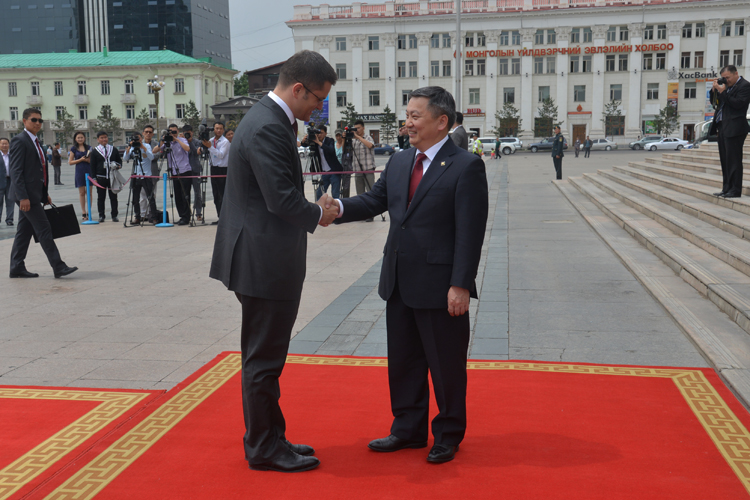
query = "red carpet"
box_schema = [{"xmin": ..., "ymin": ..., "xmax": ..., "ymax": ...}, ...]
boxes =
[{"xmin": 20, "ymin": 353, "xmax": 750, "ymax": 500}]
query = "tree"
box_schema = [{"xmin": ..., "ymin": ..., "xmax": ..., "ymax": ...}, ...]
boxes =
[
  {"xmin": 601, "ymin": 99, "xmax": 624, "ymax": 137},
  {"xmin": 183, "ymin": 100, "xmax": 201, "ymax": 132},
  {"xmin": 652, "ymin": 105, "xmax": 680, "ymax": 136},
  {"xmin": 490, "ymin": 101, "xmax": 523, "ymax": 138},
  {"xmin": 234, "ymin": 73, "xmax": 249, "ymax": 96},
  {"xmin": 227, "ymin": 110, "xmax": 245, "ymax": 131},
  {"xmin": 93, "ymin": 105, "xmax": 124, "ymax": 144},
  {"xmin": 379, "ymin": 105, "xmax": 397, "ymax": 144},
  {"xmin": 534, "ymin": 97, "xmax": 563, "ymax": 137},
  {"xmin": 52, "ymin": 107, "xmax": 77, "ymax": 148},
  {"xmin": 340, "ymin": 102, "xmax": 359, "ymax": 127},
  {"xmin": 135, "ymin": 108, "xmax": 152, "ymax": 133}
]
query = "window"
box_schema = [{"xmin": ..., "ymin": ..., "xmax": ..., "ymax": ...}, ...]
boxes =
[
  {"xmin": 464, "ymin": 60, "xmax": 473, "ymax": 76},
  {"xmin": 336, "ymin": 91, "xmax": 346, "ymax": 107},
  {"xmin": 369, "ymin": 90, "xmax": 380, "ymax": 107},
  {"xmin": 499, "ymin": 59, "xmax": 508, "ymax": 75},
  {"xmin": 476, "ymin": 59, "xmax": 485, "ymax": 76},
  {"xmin": 409, "ymin": 61, "xmax": 417, "ymax": 78},
  {"xmin": 538, "ymin": 86, "xmax": 550, "ymax": 101},
  {"xmin": 644, "ymin": 25, "xmax": 654, "ymax": 40},
  {"xmin": 546, "ymin": 57, "xmax": 555, "ymax": 74},
  {"xmin": 571, "ymin": 28, "xmax": 580, "ymax": 44},
  {"xmin": 619, "ymin": 26, "xmax": 628, "ymax": 41},
  {"xmin": 655, "ymin": 53, "xmax": 666, "ymax": 70},
  {"xmin": 431, "ymin": 34, "xmax": 440, "ymax": 48},
  {"xmin": 125, "ymin": 105, "xmax": 135, "ymax": 119},
  {"xmin": 10, "ymin": 107, "xmax": 18, "ymax": 121},
  {"xmin": 8, "ymin": 82, "xmax": 17, "ymax": 97},
  {"xmin": 647, "ymin": 83, "xmax": 659, "ymax": 100},
  {"xmin": 511, "ymin": 58, "xmax": 520, "ymax": 75},
  {"xmin": 734, "ymin": 50, "xmax": 744, "ymax": 67},
  {"xmin": 694, "ymin": 52, "xmax": 704, "ymax": 68},
  {"xmin": 722, "ymin": 22, "xmax": 731, "ymax": 37},
  {"xmin": 409, "ymin": 35, "xmax": 417, "ymax": 49},
  {"xmin": 100, "ymin": 80, "xmax": 110, "ymax": 95},
  {"xmin": 643, "ymin": 54, "xmax": 653, "ymax": 70},
  {"xmin": 443, "ymin": 60, "xmax": 451, "ymax": 77},
  {"xmin": 695, "ymin": 23, "xmax": 705, "ymax": 37},
  {"xmin": 610, "ymin": 84, "xmax": 622, "ymax": 101},
  {"xmin": 442, "ymin": 34, "xmax": 451, "ymax": 48},
  {"xmin": 368, "ymin": 36, "xmax": 379, "ymax": 50},
  {"xmin": 56, "ymin": 106, "xmax": 65, "ymax": 120},
  {"xmin": 534, "ymin": 57, "xmax": 544, "ymax": 74},
  {"xmin": 682, "ymin": 24, "xmax": 692, "ymax": 38},
  {"xmin": 402, "ymin": 90, "xmax": 411, "ymax": 106},
  {"xmin": 398, "ymin": 34, "xmax": 407, "ymax": 50},
  {"xmin": 720, "ymin": 50, "xmax": 730, "ymax": 67},
  {"xmin": 605, "ymin": 116, "xmax": 624, "ymax": 136},
  {"xmin": 618, "ymin": 54, "xmax": 628, "ymax": 71},
  {"xmin": 606, "ymin": 55, "xmax": 615, "ymax": 72},
  {"xmin": 535, "ymin": 29, "xmax": 545, "ymax": 45},
  {"xmin": 681, "ymin": 52, "xmax": 691, "ymax": 69},
  {"xmin": 31, "ymin": 81, "xmax": 40, "ymax": 96},
  {"xmin": 573, "ymin": 85, "xmax": 586, "ymax": 102},
  {"xmin": 176, "ymin": 104, "xmax": 185, "ymax": 119},
  {"xmin": 149, "ymin": 105, "xmax": 157, "ymax": 119},
  {"xmin": 336, "ymin": 37, "xmax": 346, "ymax": 51},
  {"xmin": 369, "ymin": 62, "xmax": 380, "ymax": 79},
  {"xmin": 736, "ymin": 20, "xmax": 745, "ymax": 36},
  {"xmin": 499, "ymin": 31, "xmax": 509, "ymax": 46},
  {"xmin": 657, "ymin": 24, "xmax": 667, "ymax": 40},
  {"xmin": 336, "ymin": 63, "xmax": 346, "ymax": 80},
  {"xmin": 53, "ymin": 81, "xmax": 63, "ymax": 96},
  {"xmin": 582, "ymin": 55, "xmax": 592, "ymax": 73},
  {"xmin": 583, "ymin": 27, "xmax": 592, "ymax": 43},
  {"xmin": 175, "ymin": 78, "xmax": 184, "ymax": 93},
  {"xmin": 547, "ymin": 29, "xmax": 556, "ymax": 44},
  {"xmin": 508, "ymin": 30, "xmax": 519, "ymax": 45},
  {"xmin": 431, "ymin": 60, "xmax": 440, "ymax": 77},
  {"xmin": 570, "ymin": 56, "xmax": 580, "ymax": 73},
  {"xmin": 398, "ymin": 61, "xmax": 407, "ymax": 78},
  {"xmin": 469, "ymin": 88, "xmax": 480, "ymax": 105},
  {"xmin": 77, "ymin": 81, "xmax": 86, "ymax": 95},
  {"xmin": 78, "ymin": 106, "xmax": 87, "ymax": 120},
  {"xmin": 477, "ymin": 32, "xmax": 485, "ymax": 46},
  {"xmin": 503, "ymin": 87, "xmax": 515, "ymax": 104},
  {"xmin": 606, "ymin": 27, "xmax": 617, "ymax": 42},
  {"xmin": 684, "ymin": 82, "xmax": 696, "ymax": 99},
  {"xmin": 465, "ymin": 34, "xmax": 474, "ymax": 48}
]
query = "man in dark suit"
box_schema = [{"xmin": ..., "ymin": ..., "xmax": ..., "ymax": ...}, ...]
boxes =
[
  {"xmin": 209, "ymin": 51, "xmax": 339, "ymax": 473},
  {"xmin": 551, "ymin": 126, "xmax": 565, "ymax": 180},
  {"xmin": 309, "ymin": 125, "xmax": 343, "ymax": 200},
  {"xmin": 450, "ymin": 111, "xmax": 469, "ymax": 151},
  {"xmin": 710, "ymin": 65, "xmax": 750, "ymax": 198},
  {"xmin": 327, "ymin": 86, "xmax": 489, "ymax": 463},
  {"xmin": 8, "ymin": 109, "xmax": 77, "ymax": 279}
]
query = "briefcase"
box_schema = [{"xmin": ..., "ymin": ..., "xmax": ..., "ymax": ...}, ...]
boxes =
[{"xmin": 34, "ymin": 204, "xmax": 81, "ymax": 243}]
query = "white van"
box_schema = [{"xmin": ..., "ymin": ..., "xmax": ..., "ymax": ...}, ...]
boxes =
[{"xmin": 469, "ymin": 137, "xmax": 517, "ymax": 156}]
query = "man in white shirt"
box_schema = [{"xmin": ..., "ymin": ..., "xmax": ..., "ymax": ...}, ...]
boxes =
[
  {"xmin": 0, "ymin": 138, "xmax": 13, "ymax": 226},
  {"xmin": 201, "ymin": 121, "xmax": 230, "ymax": 224}
]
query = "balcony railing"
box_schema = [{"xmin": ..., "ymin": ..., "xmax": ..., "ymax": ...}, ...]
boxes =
[
  {"xmin": 120, "ymin": 94, "xmax": 137, "ymax": 104},
  {"xmin": 26, "ymin": 95, "xmax": 43, "ymax": 106},
  {"xmin": 73, "ymin": 94, "xmax": 89, "ymax": 105}
]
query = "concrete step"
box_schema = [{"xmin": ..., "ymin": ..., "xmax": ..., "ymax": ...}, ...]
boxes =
[
  {"xmin": 608, "ymin": 165, "xmax": 750, "ymax": 217},
  {"xmin": 627, "ymin": 161, "xmax": 732, "ymax": 192},
  {"xmin": 665, "ymin": 152, "xmax": 750, "ymax": 168},
  {"xmin": 556, "ymin": 178, "xmax": 750, "ymax": 406},
  {"xmin": 700, "ymin": 143, "xmax": 750, "ymax": 153}
]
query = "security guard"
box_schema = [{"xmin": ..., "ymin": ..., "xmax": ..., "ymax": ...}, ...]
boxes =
[
  {"xmin": 471, "ymin": 134, "xmax": 483, "ymax": 158},
  {"xmin": 551, "ymin": 126, "xmax": 565, "ymax": 180}
]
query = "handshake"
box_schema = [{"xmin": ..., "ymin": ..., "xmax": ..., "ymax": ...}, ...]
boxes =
[{"xmin": 316, "ymin": 194, "xmax": 340, "ymax": 227}]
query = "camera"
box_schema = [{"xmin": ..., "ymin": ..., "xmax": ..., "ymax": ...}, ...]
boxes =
[
  {"xmin": 343, "ymin": 126, "xmax": 355, "ymax": 140},
  {"xmin": 307, "ymin": 126, "xmax": 321, "ymax": 143},
  {"xmin": 129, "ymin": 136, "xmax": 141, "ymax": 149},
  {"xmin": 162, "ymin": 131, "xmax": 174, "ymax": 144},
  {"xmin": 717, "ymin": 77, "xmax": 728, "ymax": 86},
  {"xmin": 198, "ymin": 124, "xmax": 211, "ymax": 142}
]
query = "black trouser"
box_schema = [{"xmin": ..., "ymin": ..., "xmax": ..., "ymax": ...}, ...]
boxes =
[
  {"xmin": 132, "ymin": 178, "xmax": 158, "ymax": 220},
  {"xmin": 211, "ymin": 166, "xmax": 227, "ymax": 217},
  {"xmin": 584, "ymin": 148, "xmax": 590, "ymax": 158},
  {"xmin": 95, "ymin": 177, "xmax": 118, "ymax": 219},
  {"xmin": 236, "ymin": 292, "xmax": 300, "ymax": 464},
  {"xmin": 718, "ymin": 125, "xmax": 746, "ymax": 196},
  {"xmin": 10, "ymin": 201, "xmax": 65, "ymax": 273},
  {"xmin": 340, "ymin": 174, "xmax": 351, "ymax": 198},
  {"xmin": 171, "ymin": 171, "xmax": 192, "ymax": 222},
  {"xmin": 53, "ymin": 165, "xmax": 62, "ymax": 184},
  {"xmin": 191, "ymin": 174, "xmax": 203, "ymax": 216},
  {"xmin": 553, "ymin": 156, "xmax": 563, "ymax": 180},
  {"xmin": 386, "ymin": 284, "xmax": 470, "ymax": 446}
]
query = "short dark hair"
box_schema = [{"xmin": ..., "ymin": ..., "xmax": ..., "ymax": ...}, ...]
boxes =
[
  {"xmin": 131, "ymin": 132, "xmax": 141, "ymax": 139},
  {"xmin": 408, "ymin": 86, "xmax": 456, "ymax": 129},
  {"xmin": 23, "ymin": 108, "xmax": 41, "ymax": 120},
  {"xmin": 720, "ymin": 65, "xmax": 738, "ymax": 75},
  {"xmin": 96, "ymin": 130, "xmax": 108, "ymax": 138},
  {"xmin": 143, "ymin": 124, "xmax": 154, "ymax": 132},
  {"xmin": 278, "ymin": 50, "xmax": 338, "ymax": 91},
  {"xmin": 182, "ymin": 124, "xmax": 193, "ymax": 132},
  {"xmin": 54, "ymin": 142, "xmax": 60, "ymax": 146},
  {"xmin": 319, "ymin": 125, "xmax": 327, "ymax": 133},
  {"xmin": 168, "ymin": 123, "xmax": 179, "ymax": 130},
  {"xmin": 455, "ymin": 112, "xmax": 464, "ymax": 125},
  {"xmin": 353, "ymin": 119, "xmax": 365, "ymax": 128},
  {"xmin": 0, "ymin": 137, "xmax": 9, "ymax": 144},
  {"xmin": 214, "ymin": 121, "xmax": 225, "ymax": 129}
]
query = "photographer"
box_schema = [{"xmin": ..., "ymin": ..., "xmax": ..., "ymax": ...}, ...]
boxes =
[
  {"xmin": 182, "ymin": 125, "xmax": 204, "ymax": 221},
  {"xmin": 123, "ymin": 131, "xmax": 159, "ymax": 224},
  {"xmin": 89, "ymin": 131, "xmax": 123, "ymax": 222},
  {"xmin": 309, "ymin": 125, "xmax": 342, "ymax": 200},
  {"xmin": 160, "ymin": 124, "xmax": 192, "ymax": 225},
  {"xmin": 351, "ymin": 119, "xmax": 375, "ymax": 193},
  {"xmin": 710, "ymin": 65, "xmax": 750, "ymax": 199},
  {"xmin": 201, "ymin": 121, "xmax": 230, "ymax": 224}
]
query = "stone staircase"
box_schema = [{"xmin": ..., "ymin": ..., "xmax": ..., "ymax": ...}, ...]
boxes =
[{"xmin": 556, "ymin": 142, "xmax": 750, "ymax": 404}]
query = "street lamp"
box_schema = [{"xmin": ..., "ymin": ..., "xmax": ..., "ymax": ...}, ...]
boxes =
[{"xmin": 147, "ymin": 75, "xmax": 166, "ymax": 133}]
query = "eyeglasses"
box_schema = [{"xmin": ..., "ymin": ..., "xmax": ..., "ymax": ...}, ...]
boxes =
[
  {"xmin": 29, "ymin": 118, "xmax": 44, "ymax": 124},
  {"xmin": 297, "ymin": 81, "xmax": 325, "ymax": 104},
  {"xmin": 170, "ymin": 130, "xmax": 178, "ymax": 135}
]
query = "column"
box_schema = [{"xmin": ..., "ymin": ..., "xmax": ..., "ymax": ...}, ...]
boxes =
[
  {"xmin": 383, "ymin": 34, "xmax": 397, "ymax": 111},
  {"xmin": 590, "ymin": 25, "xmax": 607, "ymax": 136},
  {"xmin": 485, "ymin": 30, "xmax": 501, "ymax": 132},
  {"xmin": 416, "ymin": 32, "xmax": 431, "ymax": 89},
  {"xmin": 745, "ymin": 17, "xmax": 750, "ymax": 70},
  {"xmin": 301, "ymin": 38, "xmax": 314, "ymax": 51},
  {"xmin": 555, "ymin": 29, "xmax": 569, "ymax": 128},
  {"xmin": 316, "ymin": 35, "xmax": 332, "ymax": 61},
  {"xmin": 666, "ymin": 21, "xmax": 684, "ymax": 77},
  {"xmin": 706, "ymin": 19, "xmax": 723, "ymax": 72},
  {"xmin": 626, "ymin": 24, "xmax": 644, "ymax": 137},
  {"xmin": 193, "ymin": 75, "xmax": 203, "ymax": 118},
  {"xmin": 520, "ymin": 28, "xmax": 534, "ymax": 139},
  {"xmin": 351, "ymin": 35, "xmax": 365, "ymax": 114}
]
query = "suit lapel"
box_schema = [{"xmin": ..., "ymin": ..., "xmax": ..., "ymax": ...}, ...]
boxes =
[
  {"xmin": 404, "ymin": 139, "xmax": 455, "ymax": 220},
  {"xmin": 262, "ymin": 96, "xmax": 304, "ymax": 192}
]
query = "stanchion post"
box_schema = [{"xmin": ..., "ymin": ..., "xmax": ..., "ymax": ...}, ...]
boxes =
[
  {"xmin": 82, "ymin": 175, "xmax": 99, "ymax": 225},
  {"xmin": 155, "ymin": 172, "xmax": 173, "ymax": 227}
]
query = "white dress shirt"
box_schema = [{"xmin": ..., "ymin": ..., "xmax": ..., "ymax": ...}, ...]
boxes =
[
  {"xmin": 1, "ymin": 152, "xmax": 8, "ymax": 178},
  {"xmin": 123, "ymin": 143, "xmax": 155, "ymax": 176},
  {"xmin": 208, "ymin": 135, "xmax": 230, "ymax": 167}
]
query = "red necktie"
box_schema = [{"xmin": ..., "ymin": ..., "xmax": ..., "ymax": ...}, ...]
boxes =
[
  {"xmin": 213, "ymin": 138, "xmax": 216, "ymax": 148},
  {"xmin": 35, "ymin": 138, "xmax": 47, "ymax": 186},
  {"xmin": 409, "ymin": 153, "xmax": 427, "ymax": 204},
  {"xmin": 292, "ymin": 121, "xmax": 298, "ymax": 137}
]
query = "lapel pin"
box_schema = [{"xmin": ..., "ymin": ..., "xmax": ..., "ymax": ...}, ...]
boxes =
[{"xmin": 441, "ymin": 161, "xmax": 445, "ymax": 166}]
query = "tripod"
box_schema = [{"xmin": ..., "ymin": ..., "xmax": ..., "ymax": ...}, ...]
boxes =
[
  {"xmin": 304, "ymin": 142, "xmax": 322, "ymax": 197},
  {"xmin": 165, "ymin": 143, "xmax": 194, "ymax": 226},
  {"xmin": 123, "ymin": 149, "xmax": 139, "ymax": 228},
  {"xmin": 188, "ymin": 147, "xmax": 210, "ymax": 226}
]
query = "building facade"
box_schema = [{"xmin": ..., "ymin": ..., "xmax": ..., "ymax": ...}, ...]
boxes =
[
  {"xmin": 0, "ymin": 0, "xmax": 232, "ymax": 68},
  {"xmin": 289, "ymin": 0, "xmax": 749, "ymax": 143},
  {"xmin": 0, "ymin": 50, "xmax": 236, "ymax": 145}
]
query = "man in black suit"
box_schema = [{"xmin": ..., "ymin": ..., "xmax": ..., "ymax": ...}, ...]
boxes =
[
  {"xmin": 450, "ymin": 111, "xmax": 469, "ymax": 151},
  {"xmin": 309, "ymin": 125, "xmax": 343, "ymax": 200},
  {"xmin": 710, "ymin": 65, "xmax": 750, "ymax": 198},
  {"xmin": 327, "ymin": 86, "xmax": 489, "ymax": 463},
  {"xmin": 8, "ymin": 109, "xmax": 76, "ymax": 279},
  {"xmin": 209, "ymin": 51, "xmax": 339, "ymax": 473},
  {"xmin": 89, "ymin": 131, "xmax": 123, "ymax": 222}
]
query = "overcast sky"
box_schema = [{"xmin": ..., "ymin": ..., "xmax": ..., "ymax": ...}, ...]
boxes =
[{"xmin": 229, "ymin": 0, "xmax": 350, "ymax": 73}]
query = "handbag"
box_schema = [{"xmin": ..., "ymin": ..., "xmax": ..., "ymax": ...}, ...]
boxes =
[{"xmin": 33, "ymin": 204, "xmax": 81, "ymax": 243}]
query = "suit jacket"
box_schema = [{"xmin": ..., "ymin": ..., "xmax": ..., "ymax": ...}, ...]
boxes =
[
  {"xmin": 9, "ymin": 131, "xmax": 48, "ymax": 205},
  {"xmin": 339, "ymin": 138, "xmax": 489, "ymax": 309},
  {"xmin": 711, "ymin": 77, "xmax": 750, "ymax": 138},
  {"xmin": 319, "ymin": 136, "xmax": 343, "ymax": 172},
  {"xmin": 89, "ymin": 145, "xmax": 123, "ymax": 178},
  {"xmin": 0, "ymin": 153, "xmax": 8, "ymax": 192},
  {"xmin": 209, "ymin": 95, "xmax": 321, "ymax": 300},
  {"xmin": 450, "ymin": 125, "xmax": 469, "ymax": 151}
]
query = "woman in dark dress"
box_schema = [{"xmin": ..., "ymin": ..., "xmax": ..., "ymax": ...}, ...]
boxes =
[{"xmin": 68, "ymin": 132, "xmax": 92, "ymax": 220}]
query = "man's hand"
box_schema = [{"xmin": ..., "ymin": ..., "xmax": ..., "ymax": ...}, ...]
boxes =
[
  {"xmin": 556, "ymin": 155, "xmax": 560, "ymax": 159},
  {"xmin": 447, "ymin": 286, "xmax": 470, "ymax": 317},
  {"xmin": 201, "ymin": 140, "xmax": 211, "ymax": 148},
  {"xmin": 316, "ymin": 193, "xmax": 339, "ymax": 226},
  {"xmin": 713, "ymin": 79, "xmax": 727, "ymax": 93},
  {"xmin": 19, "ymin": 199, "xmax": 30, "ymax": 212},
  {"xmin": 46, "ymin": 196, "xmax": 52, "ymax": 206}
]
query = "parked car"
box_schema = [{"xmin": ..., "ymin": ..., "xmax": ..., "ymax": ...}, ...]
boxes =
[
  {"xmin": 628, "ymin": 135, "xmax": 663, "ymax": 150},
  {"xmin": 373, "ymin": 143, "xmax": 396, "ymax": 155},
  {"xmin": 471, "ymin": 137, "xmax": 516, "ymax": 156},
  {"xmin": 590, "ymin": 138, "xmax": 618, "ymax": 151},
  {"xmin": 527, "ymin": 137, "xmax": 568, "ymax": 153},
  {"xmin": 498, "ymin": 137, "xmax": 523, "ymax": 151},
  {"xmin": 297, "ymin": 146, "xmax": 308, "ymax": 158},
  {"xmin": 645, "ymin": 137, "xmax": 690, "ymax": 151},
  {"xmin": 389, "ymin": 143, "xmax": 401, "ymax": 152}
]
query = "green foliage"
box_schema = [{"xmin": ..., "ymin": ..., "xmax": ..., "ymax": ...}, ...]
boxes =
[
  {"xmin": 379, "ymin": 105, "xmax": 397, "ymax": 144},
  {"xmin": 52, "ymin": 107, "xmax": 77, "ymax": 148},
  {"xmin": 652, "ymin": 104, "xmax": 680, "ymax": 136},
  {"xmin": 341, "ymin": 102, "xmax": 359, "ymax": 127},
  {"xmin": 93, "ymin": 105, "xmax": 124, "ymax": 144},
  {"xmin": 227, "ymin": 110, "xmax": 245, "ymax": 131},
  {"xmin": 490, "ymin": 101, "xmax": 523, "ymax": 138},
  {"xmin": 135, "ymin": 108, "xmax": 152, "ymax": 133},
  {"xmin": 183, "ymin": 100, "xmax": 202, "ymax": 132},
  {"xmin": 534, "ymin": 97, "xmax": 563, "ymax": 137},
  {"xmin": 234, "ymin": 73, "xmax": 249, "ymax": 96}
]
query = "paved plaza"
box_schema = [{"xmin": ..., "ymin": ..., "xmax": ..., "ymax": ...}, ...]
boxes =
[{"xmin": 0, "ymin": 149, "xmax": 714, "ymax": 392}]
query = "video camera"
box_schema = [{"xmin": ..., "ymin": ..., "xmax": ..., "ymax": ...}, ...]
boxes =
[
  {"xmin": 343, "ymin": 126, "xmax": 355, "ymax": 140},
  {"xmin": 162, "ymin": 131, "xmax": 174, "ymax": 144},
  {"xmin": 129, "ymin": 135, "xmax": 141, "ymax": 149},
  {"xmin": 198, "ymin": 124, "xmax": 211, "ymax": 142}
]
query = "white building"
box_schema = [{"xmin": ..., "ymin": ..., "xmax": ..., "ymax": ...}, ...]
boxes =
[{"xmin": 289, "ymin": 0, "xmax": 749, "ymax": 143}]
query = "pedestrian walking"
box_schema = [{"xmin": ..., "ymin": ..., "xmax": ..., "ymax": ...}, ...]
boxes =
[
  {"xmin": 51, "ymin": 142, "xmax": 63, "ymax": 185},
  {"xmin": 584, "ymin": 136, "xmax": 592, "ymax": 158},
  {"xmin": 574, "ymin": 138, "xmax": 581, "ymax": 158}
]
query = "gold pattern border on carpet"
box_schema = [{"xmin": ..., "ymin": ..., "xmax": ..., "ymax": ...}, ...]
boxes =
[
  {"xmin": 0, "ymin": 389, "xmax": 150, "ymax": 500},
  {"xmin": 44, "ymin": 354, "xmax": 750, "ymax": 499}
]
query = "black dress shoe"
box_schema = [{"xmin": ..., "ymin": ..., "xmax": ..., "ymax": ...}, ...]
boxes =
[
  {"xmin": 9, "ymin": 269, "xmax": 39, "ymax": 278},
  {"xmin": 211, "ymin": 220, "xmax": 219, "ymax": 225},
  {"xmin": 177, "ymin": 219, "xmax": 189, "ymax": 226},
  {"xmin": 427, "ymin": 444, "xmax": 459, "ymax": 463},
  {"xmin": 99, "ymin": 216, "xmax": 105, "ymax": 222},
  {"xmin": 249, "ymin": 449, "xmax": 320, "ymax": 473},
  {"xmin": 112, "ymin": 217, "xmax": 119, "ymax": 222},
  {"xmin": 54, "ymin": 266, "xmax": 78, "ymax": 278},
  {"xmin": 714, "ymin": 191, "xmax": 726, "ymax": 197},
  {"xmin": 368, "ymin": 434, "xmax": 428, "ymax": 452},
  {"xmin": 723, "ymin": 193, "xmax": 741, "ymax": 199},
  {"xmin": 284, "ymin": 439, "xmax": 315, "ymax": 456},
  {"xmin": 6, "ymin": 221, "xmax": 13, "ymax": 226}
]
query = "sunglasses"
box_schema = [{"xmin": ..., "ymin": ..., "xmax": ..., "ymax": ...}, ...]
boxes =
[
  {"xmin": 29, "ymin": 118, "xmax": 44, "ymax": 124},
  {"xmin": 170, "ymin": 130, "xmax": 178, "ymax": 135}
]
